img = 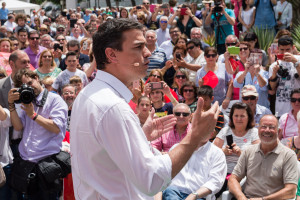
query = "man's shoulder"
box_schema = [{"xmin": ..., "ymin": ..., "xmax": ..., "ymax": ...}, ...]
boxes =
[
  {"xmin": 256, "ymin": 104, "xmax": 272, "ymax": 114},
  {"xmin": 160, "ymin": 40, "xmax": 171, "ymax": 47},
  {"xmin": 0, "ymin": 76, "xmax": 9, "ymax": 86}
]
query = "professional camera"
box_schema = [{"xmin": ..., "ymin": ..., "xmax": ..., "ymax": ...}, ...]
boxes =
[
  {"xmin": 277, "ymin": 65, "xmax": 289, "ymax": 79},
  {"xmin": 14, "ymin": 84, "xmax": 35, "ymax": 104},
  {"xmin": 213, "ymin": 1, "xmax": 223, "ymax": 14}
]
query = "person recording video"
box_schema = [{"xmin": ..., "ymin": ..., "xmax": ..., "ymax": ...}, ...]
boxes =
[{"xmin": 205, "ymin": 0, "xmax": 235, "ymax": 55}]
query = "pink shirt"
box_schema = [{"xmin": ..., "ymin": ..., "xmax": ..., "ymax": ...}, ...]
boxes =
[
  {"xmin": 151, "ymin": 123, "xmax": 191, "ymax": 152},
  {"xmin": 279, "ymin": 110, "xmax": 298, "ymax": 139}
]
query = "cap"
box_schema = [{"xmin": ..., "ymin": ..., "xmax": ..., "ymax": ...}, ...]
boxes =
[
  {"xmin": 202, "ymin": 0, "xmax": 214, "ymax": 3},
  {"xmin": 40, "ymin": 24, "xmax": 48, "ymax": 30},
  {"xmin": 241, "ymin": 85, "xmax": 258, "ymax": 97},
  {"xmin": 106, "ymin": 16, "xmax": 114, "ymax": 19},
  {"xmin": 57, "ymin": 24, "xmax": 65, "ymax": 29}
]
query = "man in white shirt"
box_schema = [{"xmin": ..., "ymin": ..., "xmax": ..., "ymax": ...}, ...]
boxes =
[
  {"xmin": 70, "ymin": 18, "xmax": 220, "ymax": 200},
  {"xmin": 156, "ymin": 16, "xmax": 171, "ymax": 46},
  {"xmin": 160, "ymin": 26, "xmax": 181, "ymax": 59},
  {"xmin": 4, "ymin": 14, "xmax": 17, "ymax": 32},
  {"xmin": 162, "ymin": 140, "xmax": 227, "ymax": 200}
]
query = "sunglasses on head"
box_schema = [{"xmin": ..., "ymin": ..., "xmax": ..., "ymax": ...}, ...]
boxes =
[
  {"xmin": 226, "ymin": 42, "xmax": 237, "ymax": 46},
  {"xmin": 150, "ymin": 74, "xmax": 161, "ymax": 79},
  {"xmin": 187, "ymin": 45, "xmax": 195, "ymax": 50},
  {"xmin": 174, "ymin": 112, "xmax": 190, "ymax": 117},
  {"xmin": 205, "ymin": 54, "xmax": 217, "ymax": 58},
  {"xmin": 242, "ymin": 96, "xmax": 256, "ymax": 101},
  {"xmin": 176, "ymin": 75, "xmax": 186, "ymax": 79},
  {"xmin": 183, "ymin": 89, "xmax": 194, "ymax": 93},
  {"xmin": 291, "ymin": 98, "xmax": 300, "ymax": 103}
]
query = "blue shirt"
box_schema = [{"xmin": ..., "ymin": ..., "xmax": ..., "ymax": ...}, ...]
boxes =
[
  {"xmin": 19, "ymin": 90, "xmax": 68, "ymax": 162},
  {"xmin": 0, "ymin": 8, "xmax": 8, "ymax": 20},
  {"xmin": 254, "ymin": 0, "xmax": 276, "ymax": 28},
  {"xmin": 233, "ymin": 70, "xmax": 269, "ymax": 108},
  {"xmin": 254, "ymin": 104, "xmax": 272, "ymax": 127},
  {"xmin": 211, "ymin": 8, "xmax": 235, "ymax": 45},
  {"xmin": 147, "ymin": 47, "xmax": 167, "ymax": 75},
  {"xmin": 83, "ymin": 14, "xmax": 91, "ymax": 23}
]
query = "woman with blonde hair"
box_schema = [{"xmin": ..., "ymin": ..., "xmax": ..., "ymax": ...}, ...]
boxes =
[
  {"xmin": 80, "ymin": 38, "xmax": 92, "ymax": 55},
  {"xmin": 0, "ymin": 38, "xmax": 12, "ymax": 53},
  {"xmin": 35, "ymin": 49, "xmax": 62, "ymax": 80}
]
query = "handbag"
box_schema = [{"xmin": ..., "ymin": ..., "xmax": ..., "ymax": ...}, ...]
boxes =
[{"xmin": 0, "ymin": 166, "xmax": 6, "ymax": 188}]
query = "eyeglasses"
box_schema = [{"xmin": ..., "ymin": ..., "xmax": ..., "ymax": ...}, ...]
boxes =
[
  {"xmin": 242, "ymin": 96, "xmax": 257, "ymax": 101},
  {"xmin": 73, "ymin": 49, "xmax": 79, "ymax": 53},
  {"xmin": 174, "ymin": 112, "xmax": 190, "ymax": 117},
  {"xmin": 259, "ymin": 125, "xmax": 276, "ymax": 130},
  {"xmin": 160, "ymin": 20, "xmax": 168, "ymax": 23},
  {"xmin": 40, "ymin": 29, "xmax": 48, "ymax": 31},
  {"xmin": 42, "ymin": 55, "xmax": 52, "ymax": 58},
  {"xmin": 137, "ymin": 18, "xmax": 143, "ymax": 20},
  {"xmin": 187, "ymin": 45, "xmax": 195, "ymax": 51},
  {"xmin": 57, "ymin": 29, "xmax": 64, "ymax": 32},
  {"xmin": 57, "ymin": 39, "xmax": 65, "ymax": 41},
  {"xmin": 176, "ymin": 75, "xmax": 186, "ymax": 79},
  {"xmin": 183, "ymin": 89, "xmax": 194, "ymax": 93},
  {"xmin": 226, "ymin": 42, "xmax": 237, "ymax": 46},
  {"xmin": 63, "ymin": 91, "xmax": 75, "ymax": 95},
  {"xmin": 29, "ymin": 37, "xmax": 40, "ymax": 40},
  {"xmin": 291, "ymin": 98, "xmax": 300, "ymax": 103},
  {"xmin": 150, "ymin": 74, "xmax": 161, "ymax": 79},
  {"xmin": 143, "ymin": 2, "xmax": 150, "ymax": 5},
  {"xmin": 205, "ymin": 54, "xmax": 217, "ymax": 58},
  {"xmin": 170, "ymin": 30, "xmax": 179, "ymax": 34},
  {"xmin": 240, "ymin": 47, "xmax": 249, "ymax": 51}
]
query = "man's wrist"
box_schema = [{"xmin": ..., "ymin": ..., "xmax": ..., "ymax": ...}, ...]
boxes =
[{"xmin": 192, "ymin": 192, "xmax": 198, "ymax": 199}]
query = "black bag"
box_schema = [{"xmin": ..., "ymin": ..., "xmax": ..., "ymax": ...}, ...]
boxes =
[
  {"xmin": 52, "ymin": 151, "xmax": 71, "ymax": 178},
  {"xmin": 237, "ymin": 22, "xmax": 243, "ymax": 32},
  {"xmin": 10, "ymin": 157, "xmax": 38, "ymax": 195}
]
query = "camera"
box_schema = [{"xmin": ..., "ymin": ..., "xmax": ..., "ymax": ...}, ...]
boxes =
[
  {"xmin": 213, "ymin": 1, "xmax": 223, "ymax": 13},
  {"xmin": 277, "ymin": 65, "xmax": 289, "ymax": 79},
  {"xmin": 53, "ymin": 43, "xmax": 63, "ymax": 51},
  {"xmin": 14, "ymin": 84, "xmax": 35, "ymax": 104}
]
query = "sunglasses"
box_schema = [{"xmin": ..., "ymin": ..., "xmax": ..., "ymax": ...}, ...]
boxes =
[
  {"xmin": 73, "ymin": 49, "xmax": 79, "ymax": 53},
  {"xmin": 226, "ymin": 42, "xmax": 237, "ymax": 46},
  {"xmin": 13, "ymin": 43, "xmax": 19, "ymax": 47},
  {"xmin": 176, "ymin": 75, "xmax": 186, "ymax": 79},
  {"xmin": 57, "ymin": 29, "xmax": 64, "ymax": 32},
  {"xmin": 205, "ymin": 54, "xmax": 217, "ymax": 58},
  {"xmin": 40, "ymin": 29, "xmax": 48, "ymax": 31},
  {"xmin": 242, "ymin": 96, "xmax": 256, "ymax": 101},
  {"xmin": 291, "ymin": 98, "xmax": 300, "ymax": 103},
  {"xmin": 170, "ymin": 31, "xmax": 179, "ymax": 34},
  {"xmin": 42, "ymin": 55, "xmax": 52, "ymax": 58},
  {"xmin": 183, "ymin": 89, "xmax": 194, "ymax": 93},
  {"xmin": 150, "ymin": 74, "xmax": 161, "ymax": 79},
  {"xmin": 143, "ymin": 2, "xmax": 150, "ymax": 4},
  {"xmin": 174, "ymin": 112, "xmax": 190, "ymax": 117},
  {"xmin": 240, "ymin": 47, "xmax": 249, "ymax": 51},
  {"xmin": 57, "ymin": 39, "xmax": 65, "ymax": 41},
  {"xmin": 29, "ymin": 37, "xmax": 40, "ymax": 40},
  {"xmin": 160, "ymin": 20, "xmax": 168, "ymax": 23},
  {"xmin": 137, "ymin": 18, "xmax": 144, "ymax": 20},
  {"xmin": 187, "ymin": 45, "xmax": 195, "ymax": 50}
]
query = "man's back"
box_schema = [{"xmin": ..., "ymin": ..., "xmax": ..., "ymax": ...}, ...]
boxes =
[{"xmin": 0, "ymin": 76, "xmax": 11, "ymax": 108}]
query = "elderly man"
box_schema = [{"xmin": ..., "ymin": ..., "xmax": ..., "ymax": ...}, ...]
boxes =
[
  {"xmin": 70, "ymin": 18, "xmax": 219, "ymax": 199},
  {"xmin": 190, "ymin": 27, "xmax": 210, "ymax": 50},
  {"xmin": 228, "ymin": 114, "xmax": 299, "ymax": 200},
  {"xmin": 217, "ymin": 34, "xmax": 239, "ymax": 64},
  {"xmin": 156, "ymin": 16, "xmax": 171, "ymax": 46},
  {"xmin": 24, "ymin": 30, "xmax": 47, "ymax": 69},
  {"xmin": 240, "ymin": 85, "xmax": 272, "ymax": 127},
  {"xmin": 61, "ymin": 84, "xmax": 77, "ymax": 132},
  {"xmin": 160, "ymin": 26, "xmax": 181, "ymax": 59},
  {"xmin": 146, "ymin": 30, "xmax": 167, "ymax": 75},
  {"xmin": 40, "ymin": 34, "xmax": 52, "ymax": 49}
]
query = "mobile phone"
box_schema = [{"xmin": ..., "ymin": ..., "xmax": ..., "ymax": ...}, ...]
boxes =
[
  {"xmin": 82, "ymin": 41, "xmax": 88, "ymax": 51},
  {"xmin": 250, "ymin": 52, "xmax": 263, "ymax": 65},
  {"xmin": 62, "ymin": 11, "xmax": 67, "ymax": 17},
  {"xmin": 270, "ymin": 43, "xmax": 278, "ymax": 55},
  {"xmin": 70, "ymin": 19, "xmax": 77, "ymax": 28},
  {"xmin": 150, "ymin": 5, "xmax": 156, "ymax": 13},
  {"xmin": 277, "ymin": 54, "xmax": 284, "ymax": 60},
  {"xmin": 175, "ymin": 53, "xmax": 181, "ymax": 60},
  {"xmin": 150, "ymin": 82, "xmax": 163, "ymax": 90},
  {"xmin": 136, "ymin": 6, "xmax": 142, "ymax": 9},
  {"xmin": 180, "ymin": 8, "xmax": 187, "ymax": 15},
  {"xmin": 53, "ymin": 43, "xmax": 63, "ymax": 51},
  {"xmin": 226, "ymin": 135, "xmax": 234, "ymax": 149},
  {"xmin": 228, "ymin": 46, "xmax": 240, "ymax": 55},
  {"xmin": 133, "ymin": 80, "xmax": 140, "ymax": 89}
]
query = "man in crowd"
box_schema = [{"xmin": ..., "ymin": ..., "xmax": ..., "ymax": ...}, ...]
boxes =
[
  {"xmin": 160, "ymin": 26, "xmax": 181, "ymax": 59},
  {"xmin": 0, "ymin": 2, "xmax": 8, "ymax": 26},
  {"xmin": 190, "ymin": 27, "xmax": 210, "ymax": 50},
  {"xmin": 40, "ymin": 34, "xmax": 52, "ymax": 49},
  {"xmin": 70, "ymin": 18, "xmax": 219, "ymax": 199},
  {"xmin": 156, "ymin": 16, "xmax": 171, "ymax": 46},
  {"xmin": 151, "ymin": 3, "xmax": 172, "ymax": 29},
  {"xmin": 205, "ymin": 0, "xmax": 235, "ymax": 54},
  {"xmin": 17, "ymin": 28, "xmax": 28, "ymax": 50},
  {"xmin": 228, "ymin": 114, "xmax": 299, "ymax": 199},
  {"xmin": 24, "ymin": 30, "xmax": 47, "ymax": 69},
  {"xmin": 218, "ymin": 34, "xmax": 239, "ymax": 64},
  {"xmin": 61, "ymin": 84, "xmax": 77, "ymax": 132}
]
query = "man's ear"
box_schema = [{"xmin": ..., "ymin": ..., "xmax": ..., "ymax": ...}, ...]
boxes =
[
  {"xmin": 9, "ymin": 60, "xmax": 15, "ymax": 70},
  {"xmin": 105, "ymin": 47, "xmax": 118, "ymax": 64}
]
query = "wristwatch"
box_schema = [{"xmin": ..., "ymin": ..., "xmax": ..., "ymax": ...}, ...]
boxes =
[{"xmin": 192, "ymin": 192, "xmax": 198, "ymax": 198}]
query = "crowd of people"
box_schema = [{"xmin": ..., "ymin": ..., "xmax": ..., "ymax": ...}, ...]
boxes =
[{"xmin": 0, "ymin": 0, "xmax": 299, "ymax": 199}]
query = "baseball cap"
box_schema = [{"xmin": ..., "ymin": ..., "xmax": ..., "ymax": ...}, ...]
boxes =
[
  {"xmin": 57, "ymin": 24, "xmax": 65, "ymax": 29},
  {"xmin": 241, "ymin": 85, "xmax": 258, "ymax": 97}
]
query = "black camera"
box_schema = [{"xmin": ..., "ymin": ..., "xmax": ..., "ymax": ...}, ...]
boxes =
[
  {"xmin": 277, "ymin": 65, "xmax": 289, "ymax": 79},
  {"xmin": 14, "ymin": 84, "xmax": 35, "ymax": 104},
  {"xmin": 213, "ymin": 1, "xmax": 223, "ymax": 13},
  {"xmin": 53, "ymin": 43, "xmax": 63, "ymax": 51}
]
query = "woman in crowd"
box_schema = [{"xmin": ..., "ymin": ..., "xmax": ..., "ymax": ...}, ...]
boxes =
[
  {"xmin": 35, "ymin": 50, "xmax": 61, "ymax": 80},
  {"xmin": 119, "ymin": 8, "xmax": 129, "ymax": 18},
  {"xmin": 136, "ymin": 12, "xmax": 149, "ymax": 28},
  {"xmin": 33, "ymin": 17, "xmax": 41, "ymax": 31},
  {"xmin": 174, "ymin": 34, "xmax": 188, "ymax": 49},
  {"xmin": 0, "ymin": 38, "xmax": 12, "ymax": 53},
  {"xmin": 172, "ymin": 68, "xmax": 189, "ymax": 102},
  {"xmin": 231, "ymin": 0, "xmax": 243, "ymax": 37},
  {"xmin": 167, "ymin": 4, "xmax": 202, "ymax": 38},
  {"xmin": 273, "ymin": 0, "xmax": 292, "ymax": 31},
  {"xmin": 180, "ymin": 81, "xmax": 198, "ymax": 113},
  {"xmin": 196, "ymin": 47, "xmax": 233, "ymax": 107},
  {"xmin": 136, "ymin": 96, "xmax": 151, "ymax": 127},
  {"xmin": 213, "ymin": 102, "xmax": 259, "ymax": 195},
  {"xmin": 238, "ymin": 0, "xmax": 256, "ymax": 33},
  {"xmin": 55, "ymin": 34, "xmax": 67, "ymax": 54}
]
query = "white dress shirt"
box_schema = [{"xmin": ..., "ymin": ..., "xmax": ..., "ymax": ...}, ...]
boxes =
[
  {"xmin": 0, "ymin": 108, "xmax": 13, "ymax": 167},
  {"xmin": 70, "ymin": 70, "xmax": 172, "ymax": 200},
  {"xmin": 160, "ymin": 40, "xmax": 174, "ymax": 60},
  {"xmin": 169, "ymin": 142, "xmax": 227, "ymax": 200}
]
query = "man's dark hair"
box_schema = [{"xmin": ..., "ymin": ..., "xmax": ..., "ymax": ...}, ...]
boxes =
[
  {"xmin": 13, "ymin": 68, "xmax": 39, "ymax": 88},
  {"xmin": 9, "ymin": 50, "xmax": 20, "ymax": 63},
  {"xmin": 169, "ymin": 26, "xmax": 179, "ymax": 34},
  {"xmin": 17, "ymin": 28, "xmax": 27, "ymax": 35},
  {"xmin": 187, "ymin": 38, "xmax": 202, "ymax": 48},
  {"xmin": 66, "ymin": 51, "xmax": 79, "ymax": 60},
  {"xmin": 93, "ymin": 18, "xmax": 143, "ymax": 70},
  {"xmin": 229, "ymin": 102, "xmax": 254, "ymax": 130},
  {"xmin": 278, "ymin": 36, "xmax": 293, "ymax": 47},
  {"xmin": 198, "ymin": 85, "xmax": 213, "ymax": 98},
  {"xmin": 28, "ymin": 30, "xmax": 39, "ymax": 38},
  {"xmin": 9, "ymin": 36, "xmax": 18, "ymax": 41},
  {"xmin": 67, "ymin": 40, "xmax": 80, "ymax": 50},
  {"xmin": 290, "ymin": 88, "xmax": 300, "ymax": 98},
  {"xmin": 43, "ymin": 18, "xmax": 50, "ymax": 23}
]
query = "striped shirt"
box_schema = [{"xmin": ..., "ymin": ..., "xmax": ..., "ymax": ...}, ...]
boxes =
[{"xmin": 147, "ymin": 47, "xmax": 167, "ymax": 76}]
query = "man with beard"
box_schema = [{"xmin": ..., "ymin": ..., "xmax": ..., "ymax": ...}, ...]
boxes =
[
  {"xmin": 61, "ymin": 84, "xmax": 76, "ymax": 132},
  {"xmin": 228, "ymin": 115, "xmax": 299, "ymax": 200}
]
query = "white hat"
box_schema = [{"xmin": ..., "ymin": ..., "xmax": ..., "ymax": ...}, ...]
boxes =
[
  {"xmin": 241, "ymin": 85, "xmax": 258, "ymax": 97},
  {"xmin": 202, "ymin": 0, "xmax": 214, "ymax": 3}
]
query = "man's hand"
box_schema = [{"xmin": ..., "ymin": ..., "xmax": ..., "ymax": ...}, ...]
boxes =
[
  {"xmin": 142, "ymin": 108, "xmax": 177, "ymax": 141},
  {"xmin": 8, "ymin": 88, "xmax": 19, "ymax": 104},
  {"xmin": 21, "ymin": 103, "xmax": 35, "ymax": 118},
  {"xmin": 222, "ymin": 98, "xmax": 230, "ymax": 109},
  {"xmin": 284, "ymin": 52, "xmax": 297, "ymax": 63},
  {"xmin": 185, "ymin": 194, "xmax": 197, "ymax": 200},
  {"xmin": 232, "ymin": 143, "xmax": 242, "ymax": 156},
  {"xmin": 160, "ymin": 81, "xmax": 171, "ymax": 95}
]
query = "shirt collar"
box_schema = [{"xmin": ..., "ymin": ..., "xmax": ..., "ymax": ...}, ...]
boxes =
[
  {"xmin": 95, "ymin": 70, "xmax": 133, "ymax": 103},
  {"xmin": 256, "ymin": 141, "xmax": 282, "ymax": 155}
]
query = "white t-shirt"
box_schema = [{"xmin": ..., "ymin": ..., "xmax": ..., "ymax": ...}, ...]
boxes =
[{"xmin": 52, "ymin": 69, "xmax": 88, "ymax": 92}]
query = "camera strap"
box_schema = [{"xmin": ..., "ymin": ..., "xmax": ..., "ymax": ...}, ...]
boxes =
[{"xmin": 36, "ymin": 89, "xmax": 49, "ymax": 107}]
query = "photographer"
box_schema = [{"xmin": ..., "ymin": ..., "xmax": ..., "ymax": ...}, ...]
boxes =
[
  {"xmin": 8, "ymin": 69, "xmax": 68, "ymax": 199},
  {"xmin": 205, "ymin": 0, "xmax": 235, "ymax": 55}
]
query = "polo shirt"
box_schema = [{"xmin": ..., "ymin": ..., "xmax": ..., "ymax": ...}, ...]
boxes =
[{"xmin": 24, "ymin": 45, "xmax": 47, "ymax": 69}]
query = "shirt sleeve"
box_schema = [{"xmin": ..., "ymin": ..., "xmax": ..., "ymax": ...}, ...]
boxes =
[
  {"xmin": 283, "ymin": 150, "xmax": 299, "ymax": 185},
  {"xmin": 0, "ymin": 108, "xmax": 11, "ymax": 128},
  {"xmin": 258, "ymin": 70, "xmax": 269, "ymax": 91},
  {"xmin": 216, "ymin": 126, "xmax": 227, "ymax": 141},
  {"xmin": 233, "ymin": 71, "xmax": 244, "ymax": 88},
  {"xmin": 151, "ymin": 136, "xmax": 163, "ymax": 152},
  {"xmin": 232, "ymin": 147, "xmax": 248, "ymax": 179},
  {"xmin": 49, "ymin": 95, "xmax": 68, "ymax": 134}
]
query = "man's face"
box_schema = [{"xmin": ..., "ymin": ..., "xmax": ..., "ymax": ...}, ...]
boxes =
[
  {"xmin": 290, "ymin": 93, "xmax": 300, "ymax": 113},
  {"xmin": 190, "ymin": 29, "xmax": 202, "ymax": 40},
  {"xmin": 242, "ymin": 95, "xmax": 257, "ymax": 112},
  {"xmin": 2, "ymin": 2, "xmax": 5, "ymax": 8},
  {"xmin": 142, "ymin": 0, "xmax": 150, "ymax": 9},
  {"xmin": 113, "ymin": 29, "xmax": 151, "ymax": 83},
  {"xmin": 146, "ymin": 32, "xmax": 156, "ymax": 46},
  {"xmin": 182, "ymin": 86, "xmax": 195, "ymax": 101},
  {"xmin": 258, "ymin": 115, "xmax": 278, "ymax": 145},
  {"xmin": 149, "ymin": 90, "xmax": 163, "ymax": 103},
  {"xmin": 21, "ymin": 75, "xmax": 42, "ymax": 96},
  {"xmin": 77, "ymin": 7, "xmax": 81, "ymax": 12},
  {"xmin": 62, "ymin": 86, "xmax": 76, "ymax": 107},
  {"xmin": 187, "ymin": 43, "xmax": 200, "ymax": 58},
  {"xmin": 65, "ymin": 55, "xmax": 79, "ymax": 69},
  {"xmin": 28, "ymin": 33, "xmax": 40, "ymax": 49},
  {"xmin": 225, "ymin": 36, "xmax": 237, "ymax": 50},
  {"xmin": 17, "ymin": 19, "xmax": 25, "ymax": 27},
  {"xmin": 18, "ymin": 32, "xmax": 28, "ymax": 43},
  {"xmin": 68, "ymin": 45, "xmax": 80, "ymax": 56},
  {"xmin": 170, "ymin": 28, "xmax": 180, "ymax": 42},
  {"xmin": 11, "ymin": 52, "xmax": 30, "ymax": 72},
  {"xmin": 41, "ymin": 36, "xmax": 52, "ymax": 49},
  {"xmin": 174, "ymin": 105, "xmax": 190, "ymax": 126},
  {"xmin": 159, "ymin": 18, "xmax": 168, "ymax": 30},
  {"xmin": 278, "ymin": 44, "xmax": 293, "ymax": 54},
  {"xmin": 199, "ymin": 95, "xmax": 213, "ymax": 111}
]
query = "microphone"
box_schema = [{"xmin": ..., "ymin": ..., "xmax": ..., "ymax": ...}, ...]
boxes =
[{"xmin": 133, "ymin": 63, "xmax": 140, "ymax": 67}]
